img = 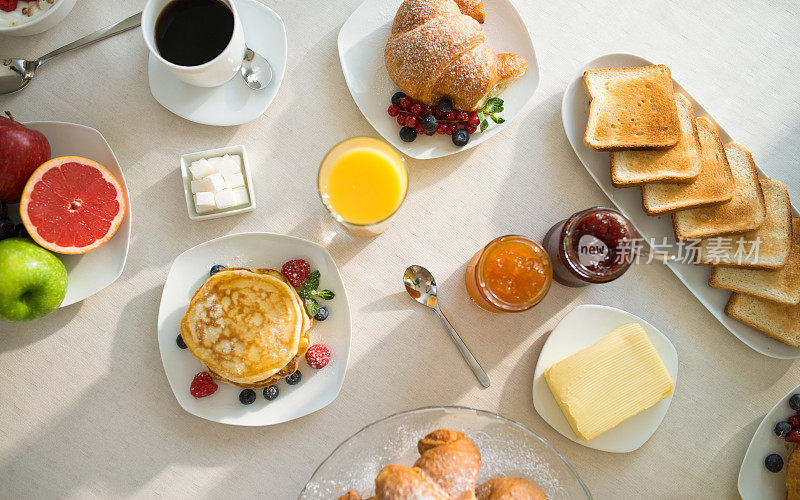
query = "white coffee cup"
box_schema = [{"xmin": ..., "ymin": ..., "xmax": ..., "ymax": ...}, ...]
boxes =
[{"xmin": 141, "ymin": 0, "xmax": 246, "ymax": 88}]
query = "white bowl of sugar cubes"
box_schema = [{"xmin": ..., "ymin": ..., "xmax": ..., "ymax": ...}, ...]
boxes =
[{"xmin": 180, "ymin": 145, "xmax": 256, "ymax": 220}]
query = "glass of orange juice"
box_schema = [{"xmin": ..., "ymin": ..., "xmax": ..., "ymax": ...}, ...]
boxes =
[
  {"xmin": 465, "ymin": 235, "xmax": 553, "ymax": 313},
  {"xmin": 318, "ymin": 137, "xmax": 408, "ymax": 236}
]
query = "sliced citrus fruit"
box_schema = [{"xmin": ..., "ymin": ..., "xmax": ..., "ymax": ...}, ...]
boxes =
[{"xmin": 20, "ymin": 156, "xmax": 126, "ymax": 255}]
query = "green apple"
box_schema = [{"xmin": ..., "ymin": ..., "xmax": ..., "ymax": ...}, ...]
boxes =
[{"xmin": 0, "ymin": 238, "xmax": 67, "ymax": 322}]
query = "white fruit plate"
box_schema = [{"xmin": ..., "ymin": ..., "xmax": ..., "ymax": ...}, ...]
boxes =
[
  {"xmin": 157, "ymin": 232, "xmax": 351, "ymax": 426},
  {"xmin": 739, "ymin": 382, "xmax": 800, "ymax": 499},
  {"xmin": 10, "ymin": 122, "xmax": 132, "ymax": 308},
  {"xmin": 561, "ymin": 53, "xmax": 800, "ymax": 359},
  {"xmin": 338, "ymin": 0, "xmax": 539, "ymax": 159},
  {"xmin": 532, "ymin": 304, "xmax": 678, "ymax": 453}
]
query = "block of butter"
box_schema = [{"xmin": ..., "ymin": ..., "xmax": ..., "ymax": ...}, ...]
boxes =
[{"xmin": 544, "ymin": 323, "xmax": 673, "ymax": 441}]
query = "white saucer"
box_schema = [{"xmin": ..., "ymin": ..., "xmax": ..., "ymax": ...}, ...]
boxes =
[
  {"xmin": 147, "ymin": 0, "xmax": 287, "ymax": 127},
  {"xmin": 532, "ymin": 304, "xmax": 678, "ymax": 453}
]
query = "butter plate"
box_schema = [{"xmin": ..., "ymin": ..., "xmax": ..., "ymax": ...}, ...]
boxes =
[
  {"xmin": 738, "ymin": 382, "xmax": 800, "ymax": 499},
  {"xmin": 532, "ymin": 304, "xmax": 678, "ymax": 453},
  {"xmin": 157, "ymin": 233, "xmax": 351, "ymax": 426},
  {"xmin": 338, "ymin": 0, "xmax": 539, "ymax": 159},
  {"xmin": 561, "ymin": 53, "xmax": 800, "ymax": 359}
]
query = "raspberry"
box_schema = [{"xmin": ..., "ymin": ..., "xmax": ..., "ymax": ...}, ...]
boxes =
[
  {"xmin": 190, "ymin": 372, "xmax": 218, "ymax": 398},
  {"xmin": 445, "ymin": 111, "xmax": 457, "ymax": 121},
  {"xmin": 0, "ymin": 0, "xmax": 18, "ymax": 13},
  {"xmin": 282, "ymin": 259, "xmax": 311, "ymax": 287},
  {"xmin": 436, "ymin": 123, "xmax": 447, "ymax": 134},
  {"xmin": 305, "ymin": 344, "xmax": 331, "ymax": 369},
  {"xmin": 396, "ymin": 114, "xmax": 406, "ymax": 126},
  {"xmin": 468, "ymin": 112, "xmax": 480, "ymax": 126},
  {"xmin": 466, "ymin": 124, "xmax": 478, "ymax": 134},
  {"xmin": 399, "ymin": 97, "xmax": 413, "ymax": 110},
  {"xmin": 445, "ymin": 124, "xmax": 458, "ymax": 135},
  {"xmin": 421, "ymin": 105, "xmax": 433, "ymax": 116},
  {"xmin": 787, "ymin": 429, "xmax": 800, "ymax": 443},
  {"xmin": 415, "ymin": 123, "xmax": 425, "ymax": 135},
  {"xmin": 433, "ymin": 107, "xmax": 445, "ymax": 120},
  {"xmin": 410, "ymin": 103, "xmax": 423, "ymax": 116},
  {"xmin": 456, "ymin": 111, "xmax": 469, "ymax": 122},
  {"xmin": 788, "ymin": 415, "xmax": 800, "ymax": 429},
  {"xmin": 387, "ymin": 104, "xmax": 400, "ymax": 117},
  {"xmin": 405, "ymin": 115, "xmax": 419, "ymax": 128}
]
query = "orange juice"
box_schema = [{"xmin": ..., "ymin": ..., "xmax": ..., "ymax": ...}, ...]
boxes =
[{"xmin": 319, "ymin": 138, "xmax": 407, "ymax": 231}]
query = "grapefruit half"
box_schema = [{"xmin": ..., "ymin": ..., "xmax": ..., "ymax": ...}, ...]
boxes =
[{"xmin": 20, "ymin": 156, "xmax": 126, "ymax": 255}]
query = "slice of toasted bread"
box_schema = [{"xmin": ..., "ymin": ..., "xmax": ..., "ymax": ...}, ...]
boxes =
[
  {"xmin": 641, "ymin": 117, "xmax": 734, "ymax": 215},
  {"xmin": 696, "ymin": 179, "xmax": 791, "ymax": 269},
  {"xmin": 709, "ymin": 217, "xmax": 800, "ymax": 303},
  {"xmin": 726, "ymin": 293, "xmax": 800, "ymax": 347},
  {"xmin": 610, "ymin": 93, "xmax": 701, "ymax": 186},
  {"xmin": 671, "ymin": 142, "xmax": 765, "ymax": 239},
  {"xmin": 583, "ymin": 65, "xmax": 680, "ymax": 150}
]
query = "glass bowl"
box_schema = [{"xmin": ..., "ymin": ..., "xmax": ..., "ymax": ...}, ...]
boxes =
[{"xmin": 299, "ymin": 406, "xmax": 591, "ymax": 499}]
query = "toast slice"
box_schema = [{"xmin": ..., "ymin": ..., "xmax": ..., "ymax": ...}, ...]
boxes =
[
  {"xmin": 709, "ymin": 217, "xmax": 800, "ymax": 303},
  {"xmin": 583, "ymin": 65, "xmax": 680, "ymax": 150},
  {"xmin": 696, "ymin": 179, "xmax": 791, "ymax": 268},
  {"xmin": 725, "ymin": 293, "xmax": 800, "ymax": 347},
  {"xmin": 641, "ymin": 117, "xmax": 734, "ymax": 215},
  {"xmin": 610, "ymin": 93, "xmax": 701, "ymax": 186},
  {"xmin": 671, "ymin": 142, "xmax": 765, "ymax": 239}
]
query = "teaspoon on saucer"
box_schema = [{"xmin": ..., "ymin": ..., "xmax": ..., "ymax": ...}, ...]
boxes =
[
  {"xmin": 403, "ymin": 265, "xmax": 491, "ymax": 388},
  {"xmin": 239, "ymin": 47, "xmax": 272, "ymax": 90},
  {"xmin": 0, "ymin": 12, "xmax": 142, "ymax": 95}
]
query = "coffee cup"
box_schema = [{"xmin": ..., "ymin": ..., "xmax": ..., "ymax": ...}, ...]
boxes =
[{"xmin": 141, "ymin": 0, "xmax": 246, "ymax": 88}]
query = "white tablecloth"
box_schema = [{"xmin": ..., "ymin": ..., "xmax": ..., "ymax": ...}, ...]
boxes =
[{"xmin": 2, "ymin": 0, "xmax": 799, "ymax": 498}]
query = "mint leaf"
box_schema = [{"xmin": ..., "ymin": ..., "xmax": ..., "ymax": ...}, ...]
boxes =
[
  {"xmin": 490, "ymin": 115, "xmax": 505, "ymax": 124},
  {"xmin": 478, "ymin": 111, "xmax": 489, "ymax": 133},
  {"xmin": 314, "ymin": 289, "xmax": 335, "ymax": 300},
  {"xmin": 303, "ymin": 270, "xmax": 320, "ymax": 292},
  {"xmin": 305, "ymin": 297, "xmax": 319, "ymax": 317},
  {"xmin": 483, "ymin": 97, "xmax": 503, "ymax": 114}
]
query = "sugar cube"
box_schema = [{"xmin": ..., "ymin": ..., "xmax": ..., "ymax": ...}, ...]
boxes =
[
  {"xmin": 223, "ymin": 172, "xmax": 245, "ymax": 189},
  {"xmin": 190, "ymin": 178, "xmax": 212, "ymax": 194},
  {"xmin": 193, "ymin": 192, "xmax": 216, "ymax": 213},
  {"xmin": 189, "ymin": 158, "xmax": 217, "ymax": 179},
  {"xmin": 206, "ymin": 173, "xmax": 226, "ymax": 193},
  {"xmin": 215, "ymin": 188, "xmax": 237, "ymax": 209},
  {"xmin": 231, "ymin": 186, "xmax": 249, "ymax": 207},
  {"xmin": 207, "ymin": 155, "xmax": 239, "ymax": 177}
]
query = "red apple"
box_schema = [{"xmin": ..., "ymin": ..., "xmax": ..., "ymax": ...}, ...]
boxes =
[{"xmin": 0, "ymin": 111, "xmax": 50, "ymax": 204}]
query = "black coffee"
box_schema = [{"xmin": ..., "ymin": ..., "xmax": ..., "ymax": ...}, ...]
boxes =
[{"xmin": 155, "ymin": 0, "xmax": 234, "ymax": 67}]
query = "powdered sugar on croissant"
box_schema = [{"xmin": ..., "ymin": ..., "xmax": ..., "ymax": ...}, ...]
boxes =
[{"xmin": 384, "ymin": 0, "xmax": 527, "ymax": 111}]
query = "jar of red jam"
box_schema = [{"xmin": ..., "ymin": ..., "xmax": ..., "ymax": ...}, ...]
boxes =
[
  {"xmin": 543, "ymin": 207, "xmax": 637, "ymax": 287},
  {"xmin": 465, "ymin": 235, "xmax": 553, "ymax": 313}
]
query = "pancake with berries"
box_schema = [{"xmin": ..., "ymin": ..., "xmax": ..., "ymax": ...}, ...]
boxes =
[{"xmin": 180, "ymin": 268, "xmax": 311, "ymax": 388}]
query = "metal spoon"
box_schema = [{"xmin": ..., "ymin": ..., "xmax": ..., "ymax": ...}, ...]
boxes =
[
  {"xmin": 0, "ymin": 12, "xmax": 142, "ymax": 95},
  {"xmin": 403, "ymin": 265, "xmax": 491, "ymax": 388},
  {"xmin": 239, "ymin": 47, "xmax": 272, "ymax": 90}
]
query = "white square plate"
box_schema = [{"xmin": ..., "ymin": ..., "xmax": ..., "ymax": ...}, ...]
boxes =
[
  {"xmin": 738, "ymin": 382, "xmax": 800, "ymax": 499},
  {"xmin": 561, "ymin": 53, "xmax": 800, "ymax": 359},
  {"xmin": 12, "ymin": 121, "xmax": 132, "ymax": 308},
  {"xmin": 179, "ymin": 145, "xmax": 256, "ymax": 220},
  {"xmin": 532, "ymin": 304, "xmax": 678, "ymax": 453},
  {"xmin": 156, "ymin": 232, "xmax": 351, "ymax": 426},
  {"xmin": 338, "ymin": 0, "xmax": 539, "ymax": 159}
]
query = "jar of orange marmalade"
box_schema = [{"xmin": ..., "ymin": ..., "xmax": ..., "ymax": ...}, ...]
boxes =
[{"xmin": 465, "ymin": 235, "xmax": 553, "ymax": 313}]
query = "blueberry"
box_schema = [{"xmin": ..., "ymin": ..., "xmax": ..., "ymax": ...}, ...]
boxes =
[
  {"xmin": 239, "ymin": 389, "xmax": 256, "ymax": 405},
  {"xmin": 452, "ymin": 129, "xmax": 470, "ymax": 147},
  {"xmin": 263, "ymin": 385, "xmax": 279, "ymax": 400},
  {"xmin": 399, "ymin": 126, "xmax": 417, "ymax": 143},
  {"xmin": 421, "ymin": 114, "xmax": 438, "ymax": 133},
  {"xmin": 765, "ymin": 453, "xmax": 783, "ymax": 472},
  {"xmin": 437, "ymin": 98, "xmax": 453, "ymax": 113},
  {"xmin": 314, "ymin": 306, "xmax": 329, "ymax": 321},
  {"xmin": 210, "ymin": 264, "xmax": 227, "ymax": 276},
  {"xmin": 775, "ymin": 421, "xmax": 792, "ymax": 437},
  {"xmin": 790, "ymin": 394, "xmax": 800, "ymax": 411},
  {"xmin": 176, "ymin": 334, "xmax": 187, "ymax": 349},
  {"xmin": 15, "ymin": 223, "xmax": 28, "ymax": 238},
  {"xmin": 391, "ymin": 91, "xmax": 406, "ymax": 107},
  {"xmin": 0, "ymin": 219, "xmax": 15, "ymax": 240},
  {"xmin": 286, "ymin": 371, "xmax": 302, "ymax": 385}
]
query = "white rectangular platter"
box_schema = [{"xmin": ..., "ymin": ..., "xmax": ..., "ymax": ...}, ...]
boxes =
[{"xmin": 561, "ymin": 53, "xmax": 800, "ymax": 359}]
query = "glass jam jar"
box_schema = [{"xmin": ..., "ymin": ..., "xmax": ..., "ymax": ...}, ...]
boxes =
[
  {"xmin": 465, "ymin": 235, "xmax": 553, "ymax": 313},
  {"xmin": 543, "ymin": 207, "xmax": 637, "ymax": 287}
]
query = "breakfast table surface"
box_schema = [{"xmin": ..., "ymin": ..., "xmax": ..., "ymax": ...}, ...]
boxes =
[{"xmin": 2, "ymin": 0, "xmax": 800, "ymax": 498}]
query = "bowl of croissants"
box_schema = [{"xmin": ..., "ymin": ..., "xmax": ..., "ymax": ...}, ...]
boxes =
[{"xmin": 299, "ymin": 406, "xmax": 590, "ymax": 499}]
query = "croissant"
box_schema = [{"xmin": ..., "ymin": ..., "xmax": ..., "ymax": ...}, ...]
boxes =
[
  {"xmin": 384, "ymin": 0, "xmax": 527, "ymax": 111},
  {"xmin": 338, "ymin": 429, "xmax": 547, "ymax": 500}
]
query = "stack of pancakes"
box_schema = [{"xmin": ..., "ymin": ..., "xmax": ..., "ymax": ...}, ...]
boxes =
[{"xmin": 180, "ymin": 268, "xmax": 311, "ymax": 388}]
